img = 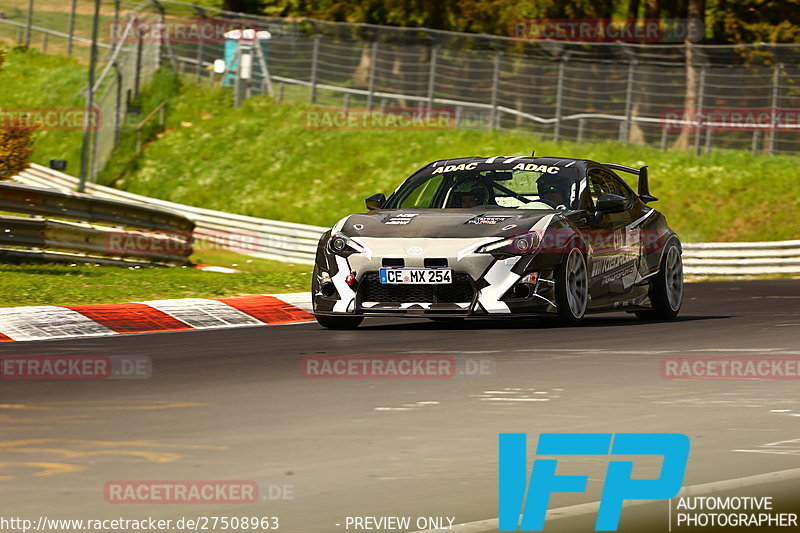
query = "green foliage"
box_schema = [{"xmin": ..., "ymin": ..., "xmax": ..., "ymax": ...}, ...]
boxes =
[
  {"xmin": 0, "ymin": 48, "xmax": 36, "ymax": 179},
  {"xmin": 110, "ymin": 83, "xmax": 800, "ymax": 243},
  {"xmin": 258, "ymin": 0, "xmax": 799, "ymax": 44},
  {"xmin": 0, "ymin": 47, "xmax": 86, "ymax": 172},
  {"xmin": 722, "ymin": 0, "xmax": 800, "ymax": 44}
]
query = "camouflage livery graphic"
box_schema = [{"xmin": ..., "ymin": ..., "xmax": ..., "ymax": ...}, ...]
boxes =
[{"xmin": 312, "ymin": 156, "xmax": 683, "ymax": 329}]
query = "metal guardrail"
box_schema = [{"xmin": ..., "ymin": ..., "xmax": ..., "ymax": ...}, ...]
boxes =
[
  {"xmin": 11, "ymin": 164, "xmax": 800, "ymax": 275},
  {"xmin": 0, "ymin": 178, "xmax": 194, "ymax": 266},
  {"xmin": 0, "ymin": 182, "xmax": 193, "ymax": 233},
  {"xmin": 14, "ymin": 164, "xmax": 326, "ymax": 264},
  {"xmin": 682, "ymin": 241, "xmax": 800, "ymax": 276}
]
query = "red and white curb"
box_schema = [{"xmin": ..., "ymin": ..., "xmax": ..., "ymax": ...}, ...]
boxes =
[{"xmin": 0, "ymin": 293, "xmax": 313, "ymax": 342}]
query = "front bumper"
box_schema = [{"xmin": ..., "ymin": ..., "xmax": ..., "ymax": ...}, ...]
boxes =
[{"xmin": 312, "ymin": 237, "xmax": 557, "ymax": 318}]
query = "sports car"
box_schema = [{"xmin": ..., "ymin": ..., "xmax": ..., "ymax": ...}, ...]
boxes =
[{"xmin": 311, "ymin": 155, "xmax": 683, "ymax": 329}]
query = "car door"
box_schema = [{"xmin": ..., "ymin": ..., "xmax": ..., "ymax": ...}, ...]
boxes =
[{"xmin": 583, "ymin": 167, "xmax": 638, "ymax": 300}]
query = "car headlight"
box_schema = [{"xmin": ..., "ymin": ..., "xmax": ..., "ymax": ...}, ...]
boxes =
[
  {"xmin": 327, "ymin": 233, "xmax": 364, "ymax": 255},
  {"xmin": 477, "ymin": 232, "xmax": 540, "ymax": 255}
]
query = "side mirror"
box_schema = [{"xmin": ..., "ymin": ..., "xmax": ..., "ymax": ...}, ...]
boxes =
[
  {"xmin": 595, "ymin": 193, "xmax": 627, "ymax": 216},
  {"xmin": 365, "ymin": 193, "xmax": 386, "ymax": 211}
]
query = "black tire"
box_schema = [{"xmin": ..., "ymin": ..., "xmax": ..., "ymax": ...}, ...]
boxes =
[
  {"xmin": 553, "ymin": 246, "xmax": 588, "ymax": 325},
  {"xmin": 315, "ymin": 315, "xmax": 364, "ymax": 329},
  {"xmin": 635, "ymin": 240, "xmax": 683, "ymax": 320}
]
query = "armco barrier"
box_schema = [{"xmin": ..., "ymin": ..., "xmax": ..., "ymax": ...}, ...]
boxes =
[
  {"xmin": 682, "ymin": 241, "xmax": 800, "ymax": 276},
  {"xmin": 12, "ymin": 164, "xmax": 800, "ymax": 275},
  {"xmin": 0, "ymin": 177, "xmax": 194, "ymax": 266},
  {"xmin": 13, "ymin": 164, "xmax": 326, "ymax": 264}
]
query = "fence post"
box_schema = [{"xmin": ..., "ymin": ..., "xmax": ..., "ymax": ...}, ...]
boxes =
[
  {"xmin": 343, "ymin": 93, "xmax": 350, "ymax": 113},
  {"xmin": 693, "ymin": 64, "xmax": 706, "ymax": 157},
  {"xmin": 309, "ymin": 33, "xmax": 321, "ymax": 103},
  {"xmin": 152, "ymin": 0, "xmax": 177, "ymax": 70},
  {"xmin": 233, "ymin": 46, "xmax": 244, "ymax": 108},
  {"xmin": 767, "ymin": 63, "xmax": 781, "ymax": 154},
  {"xmin": 195, "ymin": 15, "xmax": 205, "ymax": 83},
  {"xmin": 751, "ymin": 130, "xmax": 759, "ymax": 154},
  {"xmin": 427, "ymin": 44, "xmax": 438, "ymax": 109},
  {"xmin": 90, "ymin": 106, "xmax": 100, "ymax": 182},
  {"xmin": 78, "ymin": 0, "xmax": 101, "ymax": 193},
  {"xmin": 41, "ymin": 33, "xmax": 48, "ymax": 53},
  {"xmin": 277, "ymin": 82, "xmax": 284, "ymax": 103},
  {"xmin": 489, "ymin": 51, "xmax": 501, "ymax": 130},
  {"xmin": 114, "ymin": 63, "xmax": 123, "ymax": 146},
  {"xmin": 553, "ymin": 55, "xmax": 567, "ymax": 142},
  {"xmin": 366, "ymin": 41, "xmax": 378, "ymax": 110},
  {"xmin": 67, "ymin": 0, "xmax": 77, "ymax": 55},
  {"xmin": 620, "ymin": 59, "xmax": 635, "ymax": 142},
  {"xmin": 25, "ymin": 0, "xmax": 34, "ymax": 49},
  {"xmin": 133, "ymin": 21, "xmax": 143, "ymax": 99},
  {"xmin": 455, "ymin": 106, "xmax": 462, "ymax": 128},
  {"xmin": 577, "ymin": 118, "xmax": 585, "ymax": 144},
  {"xmin": 660, "ymin": 127, "xmax": 668, "ymax": 151}
]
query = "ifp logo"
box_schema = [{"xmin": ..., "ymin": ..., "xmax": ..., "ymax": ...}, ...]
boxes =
[{"xmin": 499, "ymin": 433, "xmax": 690, "ymax": 531}]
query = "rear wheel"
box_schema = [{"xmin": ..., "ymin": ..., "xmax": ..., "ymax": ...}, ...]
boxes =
[
  {"xmin": 635, "ymin": 241, "xmax": 683, "ymax": 320},
  {"xmin": 315, "ymin": 315, "xmax": 364, "ymax": 329},
  {"xmin": 554, "ymin": 247, "xmax": 588, "ymax": 325}
]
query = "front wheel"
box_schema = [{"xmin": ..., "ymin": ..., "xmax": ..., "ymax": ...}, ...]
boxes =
[
  {"xmin": 635, "ymin": 241, "xmax": 683, "ymax": 320},
  {"xmin": 315, "ymin": 315, "xmax": 364, "ymax": 329},
  {"xmin": 554, "ymin": 247, "xmax": 588, "ymax": 325}
]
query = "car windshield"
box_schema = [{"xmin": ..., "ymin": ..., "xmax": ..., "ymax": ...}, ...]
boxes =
[{"xmin": 390, "ymin": 167, "xmax": 580, "ymax": 210}]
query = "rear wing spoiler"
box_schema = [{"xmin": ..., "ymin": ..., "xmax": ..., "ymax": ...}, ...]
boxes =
[{"xmin": 601, "ymin": 163, "xmax": 658, "ymax": 204}]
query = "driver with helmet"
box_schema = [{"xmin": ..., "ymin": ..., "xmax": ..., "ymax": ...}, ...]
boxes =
[
  {"xmin": 536, "ymin": 175, "xmax": 572, "ymax": 208},
  {"xmin": 451, "ymin": 178, "xmax": 491, "ymax": 208}
]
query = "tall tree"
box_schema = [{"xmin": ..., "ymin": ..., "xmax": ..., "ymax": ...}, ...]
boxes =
[
  {"xmin": 627, "ymin": 0, "xmax": 641, "ymax": 20},
  {"xmin": 672, "ymin": 0, "xmax": 704, "ymax": 149}
]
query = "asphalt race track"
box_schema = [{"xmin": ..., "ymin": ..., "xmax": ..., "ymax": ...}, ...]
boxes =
[{"xmin": 1, "ymin": 280, "xmax": 799, "ymax": 532}]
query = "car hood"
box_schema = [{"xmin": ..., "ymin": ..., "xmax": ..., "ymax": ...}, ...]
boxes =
[{"xmin": 336, "ymin": 208, "xmax": 561, "ymax": 239}]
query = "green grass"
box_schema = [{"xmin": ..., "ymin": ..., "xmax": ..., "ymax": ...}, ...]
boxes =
[
  {"xmin": 109, "ymin": 80, "xmax": 800, "ymax": 243},
  {"xmin": 5, "ymin": 48, "xmax": 800, "ymax": 245},
  {"xmin": 0, "ymin": 47, "xmax": 183, "ymax": 181},
  {"xmin": 0, "ymin": 48, "xmax": 87, "ymax": 171},
  {"xmin": 0, "ymin": 251, "xmax": 311, "ymax": 308}
]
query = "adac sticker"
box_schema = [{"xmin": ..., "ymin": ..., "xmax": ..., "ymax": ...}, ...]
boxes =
[
  {"xmin": 467, "ymin": 216, "xmax": 512, "ymax": 225},
  {"xmin": 431, "ymin": 162, "xmax": 478, "ymax": 175},
  {"xmin": 512, "ymin": 163, "xmax": 560, "ymax": 173}
]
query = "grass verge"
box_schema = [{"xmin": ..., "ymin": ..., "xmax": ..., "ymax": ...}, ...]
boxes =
[{"xmin": 0, "ymin": 250, "xmax": 310, "ymax": 308}]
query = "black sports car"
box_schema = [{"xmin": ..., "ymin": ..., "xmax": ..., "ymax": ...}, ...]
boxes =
[{"xmin": 312, "ymin": 155, "xmax": 683, "ymax": 329}]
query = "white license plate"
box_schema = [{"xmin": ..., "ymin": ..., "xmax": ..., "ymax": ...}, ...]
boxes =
[{"xmin": 379, "ymin": 268, "xmax": 452, "ymax": 284}]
